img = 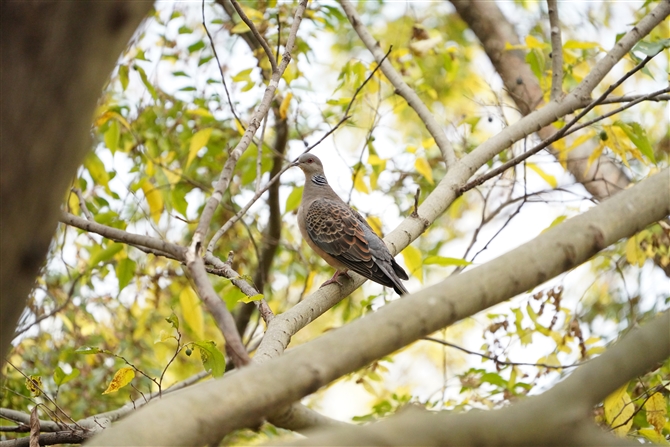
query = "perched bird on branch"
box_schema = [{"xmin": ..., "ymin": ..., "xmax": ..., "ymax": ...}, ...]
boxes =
[{"xmin": 293, "ymin": 153, "xmax": 409, "ymax": 295}]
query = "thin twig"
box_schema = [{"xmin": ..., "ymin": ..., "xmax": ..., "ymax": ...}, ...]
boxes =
[
  {"xmin": 422, "ymin": 337, "xmax": 586, "ymax": 370},
  {"xmin": 547, "ymin": 0, "xmax": 563, "ymax": 101},
  {"xmin": 340, "ymin": 0, "xmax": 457, "ymax": 168},
  {"xmin": 562, "ymin": 86, "xmax": 670, "ymax": 138},
  {"xmin": 206, "ymin": 47, "xmax": 392, "ymax": 252},
  {"xmin": 461, "ymin": 54, "xmax": 657, "ymax": 194},
  {"xmin": 230, "ymin": 0, "xmax": 278, "ymax": 72},
  {"xmin": 71, "ymin": 188, "xmax": 94, "ymax": 220},
  {"xmin": 192, "ymin": 0, "xmax": 308, "ymax": 255},
  {"xmin": 202, "ymin": 0, "xmax": 244, "ymax": 130}
]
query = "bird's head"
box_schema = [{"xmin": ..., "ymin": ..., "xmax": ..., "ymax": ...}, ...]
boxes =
[{"xmin": 292, "ymin": 153, "xmax": 325, "ymax": 177}]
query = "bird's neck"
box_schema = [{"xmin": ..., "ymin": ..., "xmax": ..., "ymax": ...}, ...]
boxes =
[{"xmin": 310, "ymin": 173, "xmax": 328, "ymax": 187}]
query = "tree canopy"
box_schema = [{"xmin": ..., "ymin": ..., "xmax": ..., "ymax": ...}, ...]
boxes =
[{"xmin": 1, "ymin": 1, "xmax": 669, "ymax": 446}]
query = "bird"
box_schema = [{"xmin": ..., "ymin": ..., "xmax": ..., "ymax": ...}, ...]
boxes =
[{"xmin": 293, "ymin": 153, "xmax": 409, "ymax": 295}]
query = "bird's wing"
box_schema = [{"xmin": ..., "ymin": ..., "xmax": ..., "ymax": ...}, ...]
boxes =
[{"xmin": 305, "ymin": 198, "xmax": 408, "ymax": 293}]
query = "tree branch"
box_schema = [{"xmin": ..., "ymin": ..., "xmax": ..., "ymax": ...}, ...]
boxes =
[
  {"xmin": 339, "ymin": 0, "xmax": 457, "ymax": 168},
  {"xmin": 88, "ymin": 168, "xmax": 669, "ymax": 446},
  {"xmin": 460, "ymin": 53, "xmax": 657, "ymax": 193},
  {"xmin": 547, "ymin": 0, "xmax": 563, "ymax": 101},
  {"xmin": 229, "ymin": 0, "xmax": 277, "ymax": 72},
  {"xmin": 283, "ymin": 313, "xmax": 668, "ymax": 446},
  {"xmin": 191, "ymin": 0, "xmax": 307, "ymax": 253}
]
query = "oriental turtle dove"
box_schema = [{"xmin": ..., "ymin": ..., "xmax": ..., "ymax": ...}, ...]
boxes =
[{"xmin": 293, "ymin": 154, "xmax": 409, "ymax": 295}]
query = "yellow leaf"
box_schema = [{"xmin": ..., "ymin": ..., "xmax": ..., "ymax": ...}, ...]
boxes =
[
  {"xmin": 406, "ymin": 145, "xmax": 417, "ymax": 154},
  {"xmin": 585, "ymin": 141, "xmax": 605, "ymax": 172},
  {"xmin": 140, "ymin": 179, "xmax": 163, "ymax": 224},
  {"xmin": 83, "ymin": 152, "xmax": 110, "ymax": 187},
  {"xmin": 163, "ymin": 166, "xmax": 182, "ymax": 186},
  {"xmin": 415, "ymin": 158, "xmax": 434, "ymax": 185},
  {"xmin": 644, "ymin": 392, "xmax": 666, "ymax": 433},
  {"xmin": 353, "ymin": 170, "xmax": 369, "ymax": 194},
  {"xmin": 525, "ymin": 35, "xmax": 547, "ymax": 49},
  {"xmin": 625, "ymin": 236, "xmax": 645, "ymax": 267},
  {"xmin": 232, "ymin": 118, "xmax": 244, "ymax": 136},
  {"xmin": 366, "ymin": 216, "xmax": 383, "ymax": 236},
  {"xmin": 639, "ymin": 428, "xmax": 669, "ymax": 444},
  {"xmin": 402, "ymin": 245, "xmax": 423, "ymax": 283},
  {"xmin": 187, "ymin": 128, "xmax": 213, "ymax": 168},
  {"xmin": 102, "ymin": 367, "xmax": 135, "ymax": 394},
  {"xmin": 604, "ymin": 385, "xmax": 634, "ymax": 437},
  {"xmin": 367, "ymin": 154, "xmax": 384, "ymax": 166},
  {"xmin": 527, "ymin": 163, "xmax": 557, "ymax": 188},
  {"xmin": 179, "ymin": 286, "xmax": 204, "ymax": 340},
  {"xmin": 421, "ymin": 137, "xmax": 435, "ymax": 149},
  {"xmin": 279, "ymin": 92, "xmax": 293, "ymax": 120},
  {"xmin": 25, "ymin": 376, "xmax": 42, "ymax": 396}
]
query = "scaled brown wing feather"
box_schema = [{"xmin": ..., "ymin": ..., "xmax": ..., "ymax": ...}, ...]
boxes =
[{"xmin": 305, "ymin": 199, "xmax": 407, "ymax": 292}]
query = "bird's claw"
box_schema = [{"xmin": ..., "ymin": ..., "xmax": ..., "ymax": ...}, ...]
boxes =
[{"xmin": 319, "ymin": 271, "xmax": 351, "ymax": 288}]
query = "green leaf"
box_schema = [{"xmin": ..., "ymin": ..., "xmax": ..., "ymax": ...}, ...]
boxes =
[
  {"xmin": 166, "ymin": 313, "xmax": 179, "ymax": 330},
  {"xmin": 614, "ymin": 121, "xmax": 656, "ymax": 163},
  {"xmin": 118, "ymin": 65, "xmax": 129, "ymax": 91},
  {"xmin": 285, "ymin": 186, "xmax": 303, "ymax": 213},
  {"xmin": 632, "ymin": 39, "xmax": 670, "ymax": 57},
  {"xmin": 133, "ymin": 64, "xmax": 158, "ymax": 100},
  {"xmin": 172, "ymin": 70, "xmax": 189, "ymax": 77},
  {"xmin": 104, "ymin": 119, "xmax": 120, "ymax": 153},
  {"xmin": 187, "ymin": 128, "xmax": 213, "ymax": 167},
  {"xmin": 54, "ymin": 366, "xmax": 79, "ymax": 386},
  {"xmin": 115, "ymin": 257, "xmax": 136, "ymax": 292},
  {"xmin": 194, "ymin": 341, "xmax": 226, "ymax": 378},
  {"xmin": 83, "ymin": 152, "xmax": 110, "ymax": 187},
  {"xmin": 89, "ymin": 242, "xmax": 124, "ymax": 267},
  {"xmin": 188, "ymin": 40, "xmax": 206, "ymax": 53},
  {"xmin": 231, "ymin": 68, "xmax": 253, "ymax": 82},
  {"xmin": 75, "ymin": 346, "xmax": 101, "ymax": 355},
  {"xmin": 171, "ymin": 185, "xmax": 188, "ymax": 218},
  {"xmin": 423, "ymin": 256, "xmax": 472, "ymax": 267},
  {"xmin": 178, "ymin": 25, "xmax": 193, "ymax": 34}
]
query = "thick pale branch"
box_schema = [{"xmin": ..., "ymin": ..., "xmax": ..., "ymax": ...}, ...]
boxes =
[
  {"xmin": 88, "ymin": 169, "xmax": 669, "ymax": 446},
  {"xmin": 450, "ymin": 0, "xmax": 669, "ymax": 200},
  {"xmin": 253, "ymin": 1, "xmax": 668, "ymax": 360},
  {"xmin": 280, "ymin": 311, "xmax": 669, "ymax": 446},
  {"xmin": 339, "ymin": 0, "xmax": 457, "ymax": 168}
]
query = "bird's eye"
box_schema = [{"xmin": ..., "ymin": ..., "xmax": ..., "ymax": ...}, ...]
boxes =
[{"xmin": 307, "ymin": 159, "xmax": 313, "ymax": 164}]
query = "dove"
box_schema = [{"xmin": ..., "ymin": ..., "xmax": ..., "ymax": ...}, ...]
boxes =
[{"xmin": 293, "ymin": 153, "xmax": 409, "ymax": 295}]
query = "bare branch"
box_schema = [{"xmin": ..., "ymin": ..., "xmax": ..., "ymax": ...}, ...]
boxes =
[
  {"xmin": 547, "ymin": 0, "xmax": 563, "ymax": 101},
  {"xmin": 185, "ymin": 255, "xmax": 251, "ymax": 367},
  {"xmin": 206, "ymin": 48, "xmax": 390, "ymax": 252},
  {"xmin": 422, "ymin": 337, "xmax": 586, "ymax": 370},
  {"xmin": 229, "ymin": 0, "xmax": 278, "ymax": 72},
  {"xmin": 59, "ymin": 212, "xmax": 185, "ymax": 261},
  {"xmin": 70, "ymin": 187, "xmax": 93, "ymax": 220},
  {"xmin": 192, "ymin": 0, "xmax": 308, "ymax": 254},
  {"xmin": 286, "ymin": 313, "xmax": 669, "ymax": 446},
  {"xmin": 88, "ymin": 168, "xmax": 670, "ymax": 446},
  {"xmin": 340, "ymin": 0, "xmax": 457, "ymax": 168},
  {"xmin": 460, "ymin": 54, "xmax": 659, "ymax": 194}
]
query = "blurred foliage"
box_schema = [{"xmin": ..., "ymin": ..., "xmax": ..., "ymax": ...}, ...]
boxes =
[{"xmin": 2, "ymin": 1, "xmax": 669, "ymax": 445}]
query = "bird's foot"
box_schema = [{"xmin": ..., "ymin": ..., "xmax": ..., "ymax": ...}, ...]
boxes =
[{"xmin": 320, "ymin": 271, "xmax": 351, "ymax": 288}]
